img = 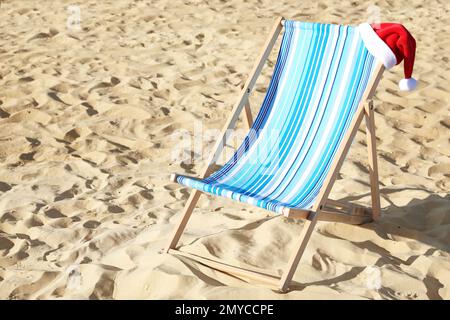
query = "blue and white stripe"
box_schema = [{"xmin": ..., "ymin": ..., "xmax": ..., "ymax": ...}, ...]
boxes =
[{"xmin": 176, "ymin": 21, "xmax": 377, "ymax": 214}]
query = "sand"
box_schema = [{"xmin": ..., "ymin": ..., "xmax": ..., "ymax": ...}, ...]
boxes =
[{"xmin": 0, "ymin": 0, "xmax": 449, "ymax": 299}]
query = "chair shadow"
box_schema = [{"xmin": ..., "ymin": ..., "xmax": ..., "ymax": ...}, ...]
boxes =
[
  {"xmin": 289, "ymin": 189, "xmax": 449, "ymax": 299},
  {"xmin": 343, "ymin": 188, "xmax": 450, "ymax": 254}
]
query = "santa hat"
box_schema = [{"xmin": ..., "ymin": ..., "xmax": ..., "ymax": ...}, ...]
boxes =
[{"xmin": 358, "ymin": 22, "xmax": 417, "ymax": 91}]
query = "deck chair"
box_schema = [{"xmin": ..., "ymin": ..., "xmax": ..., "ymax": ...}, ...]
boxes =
[{"xmin": 165, "ymin": 17, "xmax": 386, "ymax": 292}]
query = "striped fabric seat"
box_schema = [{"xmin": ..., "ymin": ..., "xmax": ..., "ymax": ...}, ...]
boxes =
[{"xmin": 176, "ymin": 21, "xmax": 378, "ymax": 214}]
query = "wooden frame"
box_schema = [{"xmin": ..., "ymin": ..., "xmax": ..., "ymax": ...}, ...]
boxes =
[{"xmin": 165, "ymin": 17, "xmax": 384, "ymax": 292}]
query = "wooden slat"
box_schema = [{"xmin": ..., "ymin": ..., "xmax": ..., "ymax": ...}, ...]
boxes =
[
  {"xmin": 286, "ymin": 205, "xmax": 371, "ymax": 225},
  {"xmin": 165, "ymin": 190, "xmax": 202, "ymax": 252},
  {"xmin": 364, "ymin": 101, "xmax": 381, "ymax": 220},
  {"xmin": 324, "ymin": 200, "xmax": 368, "ymax": 215},
  {"xmin": 278, "ymin": 216, "xmax": 318, "ymax": 292},
  {"xmin": 325, "ymin": 199, "xmax": 351, "ymax": 210},
  {"xmin": 283, "ymin": 207, "xmax": 312, "ymax": 220},
  {"xmin": 243, "ymin": 101, "xmax": 254, "ymax": 129},
  {"xmin": 351, "ymin": 206, "xmax": 370, "ymax": 217},
  {"xmin": 319, "ymin": 208, "xmax": 372, "ymax": 225},
  {"xmin": 169, "ymin": 249, "xmax": 280, "ymax": 288}
]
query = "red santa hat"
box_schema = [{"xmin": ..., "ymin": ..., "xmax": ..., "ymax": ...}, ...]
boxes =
[{"xmin": 358, "ymin": 22, "xmax": 417, "ymax": 91}]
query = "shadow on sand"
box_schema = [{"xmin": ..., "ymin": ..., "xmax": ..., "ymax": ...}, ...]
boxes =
[{"xmin": 290, "ymin": 189, "xmax": 449, "ymax": 299}]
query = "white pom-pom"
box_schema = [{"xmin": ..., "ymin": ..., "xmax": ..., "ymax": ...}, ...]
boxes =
[{"xmin": 399, "ymin": 78, "xmax": 417, "ymax": 91}]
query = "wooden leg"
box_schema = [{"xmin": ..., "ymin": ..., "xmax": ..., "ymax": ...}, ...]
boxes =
[
  {"xmin": 364, "ymin": 101, "xmax": 381, "ymax": 221},
  {"xmin": 278, "ymin": 215, "xmax": 318, "ymax": 292},
  {"xmin": 243, "ymin": 100, "xmax": 253, "ymax": 129},
  {"xmin": 165, "ymin": 190, "xmax": 202, "ymax": 252}
]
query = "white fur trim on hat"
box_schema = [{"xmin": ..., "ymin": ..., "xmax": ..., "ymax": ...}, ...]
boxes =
[
  {"xmin": 357, "ymin": 23, "xmax": 397, "ymax": 69},
  {"xmin": 399, "ymin": 77, "xmax": 417, "ymax": 91}
]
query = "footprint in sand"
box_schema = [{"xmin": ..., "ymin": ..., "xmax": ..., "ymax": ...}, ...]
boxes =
[
  {"xmin": 128, "ymin": 78, "xmax": 141, "ymax": 89},
  {"xmin": 153, "ymin": 89, "xmax": 170, "ymax": 100},
  {"xmin": 54, "ymin": 185, "xmax": 79, "ymax": 202},
  {"xmin": 27, "ymin": 28, "xmax": 59, "ymax": 42},
  {"xmin": 19, "ymin": 151, "xmax": 37, "ymax": 161},
  {"xmin": 0, "ymin": 237, "xmax": 14, "ymax": 252},
  {"xmin": 173, "ymin": 78, "xmax": 205, "ymax": 91},
  {"xmin": 160, "ymin": 107, "xmax": 170, "ymax": 116},
  {"xmin": 83, "ymin": 220, "xmax": 101, "ymax": 229},
  {"xmin": 47, "ymin": 92, "xmax": 70, "ymax": 106},
  {"xmin": 19, "ymin": 76, "xmax": 34, "ymax": 83},
  {"xmin": 0, "ymin": 181, "xmax": 12, "ymax": 192},
  {"xmin": 8, "ymin": 109, "xmax": 51, "ymax": 124},
  {"xmin": 25, "ymin": 215, "xmax": 44, "ymax": 228},
  {"xmin": 81, "ymin": 102, "xmax": 99, "ymax": 116},
  {"xmin": 0, "ymin": 107, "xmax": 10, "ymax": 118},
  {"xmin": 139, "ymin": 190, "xmax": 154, "ymax": 200},
  {"xmin": 63, "ymin": 129, "xmax": 82, "ymax": 143},
  {"xmin": 88, "ymin": 77, "xmax": 121, "ymax": 93},
  {"xmin": 108, "ymin": 205, "xmax": 125, "ymax": 214},
  {"xmin": 312, "ymin": 250, "xmax": 337, "ymax": 275},
  {"xmin": 50, "ymin": 82, "xmax": 70, "ymax": 94},
  {"xmin": 15, "ymin": 233, "xmax": 46, "ymax": 247},
  {"xmin": 26, "ymin": 137, "xmax": 41, "ymax": 147},
  {"xmin": 440, "ymin": 118, "xmax": 450, "ymax": 129},
  {"xmin": 44, "ymin": 208, "xmax": 66, "ymax": 219},
  {"xmin": 428, "ymin": 163, "xmax": 450, "ymax": 178}
]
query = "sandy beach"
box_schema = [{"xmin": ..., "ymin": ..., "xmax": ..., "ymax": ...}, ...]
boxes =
[{"xmin": 0, "ymin": 0, "xmax": 449, "ymax": 299}]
